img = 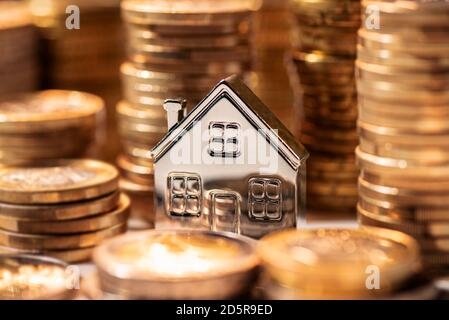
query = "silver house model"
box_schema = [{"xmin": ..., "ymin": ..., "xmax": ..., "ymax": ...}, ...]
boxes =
[{"xmin": 151, "ymin": 75, "xmax": 308, "ymax": 238}]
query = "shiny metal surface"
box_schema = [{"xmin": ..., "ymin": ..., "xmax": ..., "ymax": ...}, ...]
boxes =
[{"xmin": 151, "ymin": 76, "xmax": 308, "ymax": 238}]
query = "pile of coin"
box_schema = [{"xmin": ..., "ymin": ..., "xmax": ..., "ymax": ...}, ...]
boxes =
[
  {"xmin": 257, "ymin": 227, "xmax": 438, "ymax": 299},
  {"xmin": 117, "ymin": 0, "xmax": 258, "ymax": 227},
  {"xmin": 0, "ymin": 159, "xmax": 129, "ymax": 263},
  {"xmin": 30, "ymin": 0, "xmax": 125, "ymax": 161},
  {"xmin": 0, "ymin": 90, "xmax": 104, "ymax": 164},
  {"xmin": 0, "ymin": 255, "xmax": 76, "ymax": 300},
  {"xmin": 249, "ymin": 0, "xmax": 294, "ymax": 130},
  {"xmin": 288, "ymin": 0, "xmax": 361, "ymax": 214},
  {"xmin": 356, "ymin": 0, "xmax": 449, "ymax": 271},
  {"xmin": 0, "ymin": 1, "xmax": 39, "ymax": 97},
  {"xmin": 87, "ymin": 230, "xmax": 259, "ymax": 299}
]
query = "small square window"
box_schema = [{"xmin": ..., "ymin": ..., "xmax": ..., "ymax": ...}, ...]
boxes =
[
  {"xmin": 248, "ymin": 178, "xmax": 282, "ymax": 222},
  {"xmin": 208, "ymin": 122, "xmax": 240, "ymax": 157},
  {"xmin": 167, "ymin": 173, "xmax": 202, "ymax": 217}
]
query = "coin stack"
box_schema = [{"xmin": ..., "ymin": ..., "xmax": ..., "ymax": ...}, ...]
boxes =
[
  {"xmin": 356, "ymin": 0, "xmax": 449, "ymax": 271},
  {"xmin": 257, "ymin": 228, "xmax": 437, "ymax": 299},
  {"xmin": 0, "ymin": 90, "xmax": 104, "ymax": 164},
  {"xmin": 118, "ymin": 0, "xmax": 258, "ymax": 227},
  {"xmin": 0, "ymin": 255, "xmax": 76, "ymax": 300},
  {"xmin": 29, "ymin": 0, "xmax": 125, "ymax": 161},
  {"xmin": 0, "ymin": 159, "xmax": 129, "ymax": 263},
  {"xmin": 86, "ymin": 230, "xmax": 259, "ymax": 299},
  {"xmin": 249, "ymin": 0, "xmax": 294, "ymax": 130},
  {"xmin": 288, "ymin": 0, "xmax": 361, "ymax": 214},
  {"xmin": 0, "ymin": 1, "xmax": 39, "ymax": 97}
]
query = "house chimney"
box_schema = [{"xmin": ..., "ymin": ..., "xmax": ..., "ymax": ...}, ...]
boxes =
[{"xmin": 163, "ymin": 99, "xmax": 187, "ymax": 130}]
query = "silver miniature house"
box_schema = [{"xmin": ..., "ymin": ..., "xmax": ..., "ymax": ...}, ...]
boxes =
[{"xmin": 151, "ymin": 75, "xmax": 308, "ymax": 238}]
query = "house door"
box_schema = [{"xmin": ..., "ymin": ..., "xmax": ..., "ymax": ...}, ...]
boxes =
[{"xmin": 208, "ymin": 190, "xmax": 242, "ymax": 234}]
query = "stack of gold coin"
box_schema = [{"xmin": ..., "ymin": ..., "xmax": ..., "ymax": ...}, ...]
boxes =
[
  {"xmin": 288, "ymin": 0, "xmax": 361, "ymax": 214},
  {"xmin": 356, "ymin": 0, "xmax": 449, "ymax": 271},
  {"xmin": 0, "ymin": 1, "xmax": 39, "ymax": 97},
  {"xmin": 257, "ymin": 227, "xmax": 436, "ymax": 299},
  {"xmin": 249, "ymin": 0, "xmax": 294, "ymax": 130},
  {"xmin": 0, "ymin": 90, "xmax": 104, "ymax": 164},
  {"xmin": 117, "ymin": 0, "xmax": 259, "ymax": 227},
  {"xmin": 89, "ymin": 230, "xmax": 259, "ymax": 299},
  {"xmin": 0, "ymin": 255, "xmax": 76, "ymax": 300},
  {"xmin": 0, "ymin": 159, "xmax": 129, "ymax": 263},
  {"xmin": 29, "ymin": 0, "xmax": 125, "ymax": 161}
]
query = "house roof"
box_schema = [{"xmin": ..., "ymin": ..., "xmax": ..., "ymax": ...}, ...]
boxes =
[{"xmin": 151, "ymin": 75, "xmax": 309, "ymax": 170}]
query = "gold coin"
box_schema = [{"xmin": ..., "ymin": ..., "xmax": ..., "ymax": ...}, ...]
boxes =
[
  {"xmin": 359, "ymin": 176, "xmax": 449, "ymax": 206},
  {"xmin": 0, "ymin": 194, "xmax": 130, "ymax": 235},
  {"xmin": 292, "ymin": 0, "xmax": 360, "ymax": 13},
  {"xmin": 358, "ymin": 29, "xmax": 449, "ymax": 55},
  {"xmin": 127, "ymin": 29, "xmax": 244, "ymax": 49},
  {"xmin": 356, "ymin": 147, "xmax": 449, "ymax": 178},
  {"xmin": 358, "ymin": 204, "xmax": 449, "ymax": 238},
  {"xmin": 0, "ymin": 191, "xmax": 120, "ymax": 221},
  {"xmin": 116, "ymin": 100, "xmax": 166, "ymax": 124},
  {"xmin": 358, "ymin": 120, "xmax": 449, "ymax": 143},
  {"xmin": 120, "ymin": 62, "xmax": 228, "ymax": 87},
  {"xmin": 0, "ymin": 223, "xmax": 127, "ymax": 251},
  {"xmin": 258, "ymin": 227, "xmax": 420, "ymax": 294},
  {"xmin": 130, "ymin": 23, "xmax": 241, "ymax": 36},
  {"xmin": 0, "ymin": 254, "xmax": 75, "ymax": 300},
  {"xmin": 93, "ymin": 230, "xmax": 259, "ymax": 299},
  {"xmin": 0, "ymin": 90, "xmax": 104, "ymax": 134},
  {"xmin": 358, "ymin": 94, "xmax": 449, "ymax": 116},
  {"xmin": 359, "ymin": 195, "xmax": 449, "ymax": 222},
  {"xmin": 362, "ymin": 0, "xmax": 449, "ymax": 15},
  {"xmin": 0, "ymin": 159, "xmax": 119, "ymax": 204},
  {"xmin": 120, "ymin": 178, "xmax": 153, "ymax": 194},
  {"xmin": 307, "ymin": 195, "xmax": 358, "ymax": 211},
  {"xmin": 361, "ymin": 171, "xmax": 449, "ymax": 192},
  {"xmin": 308, "ymin": 181, "xmax": 358, "ymax": 197},
  {"xmin": 121, "ymin": 0, "xmax": 254, "ymax": 26},
  {"xmin": 121, "ymin": 140, "xmax": 157, "ymax": 159},
  {"xmin": 0, "ymin": 246, "xmax": 94, "ymax": 264},
  {"xmin": 357, "ymin": 47, "xmax": 449, "ymax": 71}
]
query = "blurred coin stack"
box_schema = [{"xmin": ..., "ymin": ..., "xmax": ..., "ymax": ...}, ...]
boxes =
[
  {"xmin": 257, "ymin": 228, "xmax": 438, "ymax": 299},
  {"xmin": 85, "ymin": 230, "xmax": 259, "ymax": 299},
  {"xmin": 0, "ymin": 1, "xmax": 39, "ymax": 97},
  {"xmin": 0, "ymin": 255, "xmax": 76, "ymax": 300},
  {"xmin": 288, "ymin": 0, "xmax": 361, "ymax": 214},
  {"xmin": 29, "ymin": 0, "xmax": 125, "ymax": 161},
  {"xmin": 118, "ymin": 0, "xmax": 258, "ymax": 228},
  {"xmin": 0, "ymin": 90, "xmax": 103, "ymax": 164},
  {"xmin": 356, "ymin": 0, "xmax": 449, "ymax": 272},
  {"xmin": 249, "ymin": 0, "xmax": 294, "ymax": 129},
  {"xmin": 0, "ymin": 160, "xmax": 128, "ymax": 263}
]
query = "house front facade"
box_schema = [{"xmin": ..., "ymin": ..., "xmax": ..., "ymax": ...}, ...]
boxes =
[{"xmin": 151, "ymin": 76, "xmax": 308, "ymax": 238}]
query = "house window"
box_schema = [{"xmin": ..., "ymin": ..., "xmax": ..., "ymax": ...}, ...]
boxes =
[
  {"xmin": 248, "ymin": 178, "xmax": 282, "ymax": 222},
  {"xmin": 167, "ymin": 173, "xmax": 201, "ymax": 217},
  {"xmin": 208, "ymin": 122, "xmax": 241, "ymax": 157}
]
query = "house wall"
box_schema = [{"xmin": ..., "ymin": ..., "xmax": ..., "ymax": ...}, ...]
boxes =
[{"xmin": 154, "ymin": 96, "xmax": 302, "ymax": 238}]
